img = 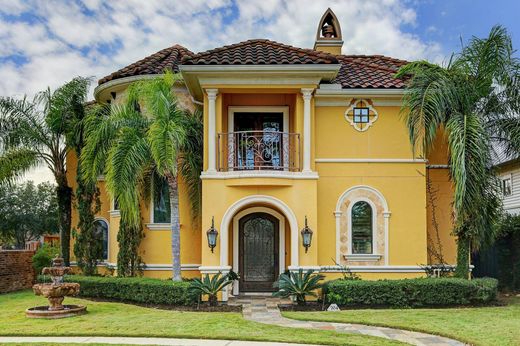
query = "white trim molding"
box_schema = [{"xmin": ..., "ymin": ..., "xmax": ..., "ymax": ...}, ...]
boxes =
[
  {"xmin": 288, "ymin": 265, "xmax": 321, "ymax": 272},
  {"xmin": 301, "ymin": 88, "xmax": 314, "ymax": 173},
  {"xmin": 109, "ymin": 210, "xmax": 120, "ymax": 217},
  {"xmin": 180, "ymin": 65, "xmax": 340, "ymax": 101},
  {"xmin": 220, "ymin": 195, "xmax": 299, "ymax": 270},
  {"xmin": 198, "ymin": 265, "xmax": 232, "ymax": 274},
  {"xmin": 316, "ymin": 158, "xmax": 426, "ymax": 163},
  {"xmin": 142, "ymin": 263, "xmax": 201, "ymax": 271},
  {"xmin": 315, "ymin": 87, "xmax": 404, "ymax": 97},
  {"xmin": 145, "ymin": 223, "xmax": 171, "ymax": 231},
  {"xmin": 94, "ymin": 74, "xmax": 161, "ymax": 101},
  {"xmin": 231, "ymin": 207, "xmax": 286, "ymax": 295},
  {"xmin": 201, "ymin": 170, "xmax": 319, "ymax": 180},
  {"xmin": 206, "ymin": 88, "xmax": 219, "ymax": 173},
  {"xmin": 344, "ymin": 254, "xmax": 382, "ymax": 262},
  {"xmin": 321, "ymin": 265, "xmax": 432, "ymax": 273}
]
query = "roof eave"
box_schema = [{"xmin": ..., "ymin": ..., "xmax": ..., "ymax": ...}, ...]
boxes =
[
  {"xmin": 94, "ymin": 74, "xmax": 187, "ymax": 103},
  {"xmin": 315, "ymin": 86, "xmax": 405, "ymax": 98},
  {"xmin": 180, "ymin": 64, "xmax": 341, "ymax": 101}
]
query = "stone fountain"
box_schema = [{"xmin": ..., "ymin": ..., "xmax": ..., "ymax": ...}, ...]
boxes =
[{"xmin": 26, "ymin": 256, "xmax": 86, "ymax": 318}]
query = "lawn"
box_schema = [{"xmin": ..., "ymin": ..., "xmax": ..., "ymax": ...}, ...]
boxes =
[
  {"xmin": 0, "ymin": 290, "xmax": 402, "ymax": 346},
  {"xmin": 283, "ymin": 296, "xmax": 520, "ymax": 346}
]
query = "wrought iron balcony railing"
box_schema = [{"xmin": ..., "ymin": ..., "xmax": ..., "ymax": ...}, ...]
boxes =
[{"xmin": 217, "ymin": 131, "xmax": 301, "ymax": 172}]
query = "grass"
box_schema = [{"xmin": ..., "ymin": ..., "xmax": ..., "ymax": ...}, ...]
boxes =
[
  {"xmin": 0, "ymin": 290, "xmax": 402, "ymax": 346},
  {"xmin": 283, "ymin": 296, "xmax": 520, "ymax": 346}
]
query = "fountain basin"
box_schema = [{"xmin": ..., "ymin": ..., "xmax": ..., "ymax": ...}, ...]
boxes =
[
  {"xmin": 26, "ymin": 256, "xmax": 87, "ymax": 319},
  {"xmin": 26, "ymin": 305, "xmax": 87, "ymax": 319}
]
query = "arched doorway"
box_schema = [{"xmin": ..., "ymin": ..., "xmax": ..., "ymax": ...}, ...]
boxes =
[
  {"xmin": 238, "ymin": 212, "xmax": 279, "ymax": 292},
  {"xmin": 232, "ymin": 206, "xmax": 286, "ymax": 294}
]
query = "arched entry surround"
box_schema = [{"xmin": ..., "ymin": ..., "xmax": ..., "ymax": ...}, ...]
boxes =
[
  {"xmin": 232, "ymin": 207, "xmax": 285, "ymax": 295},
  {"xmin": 220, "ymin": 195, "xmax": 299, "ymax": 275}
]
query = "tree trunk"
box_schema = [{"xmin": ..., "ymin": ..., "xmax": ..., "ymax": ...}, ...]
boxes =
[
  {"xmin": 166, "ymin": 172, "xmax": 182, "ymax": 281},
  {"xmin": 56, "ymin": 173, "xmax": 72, "ymax": 266},
  {"xmin": 455, "ymin": 235, "xmax": 471, "ymax": 279},
  {"xmin": 208, "ymin": 294, "xmax": 218, "ymax": 307}
]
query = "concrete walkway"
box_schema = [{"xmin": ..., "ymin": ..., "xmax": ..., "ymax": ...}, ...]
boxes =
[
  {"xmin": 0, "ymin": 336, "xmax": 318, "ymax": 346},
  {"xmin": 229, "ymin": 296, "xmax": 465, "ymax": 346}
]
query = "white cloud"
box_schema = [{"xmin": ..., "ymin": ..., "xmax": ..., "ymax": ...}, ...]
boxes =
[{"xmin": 0, "ymin": 0, "xmax": 446, "ymax": 183}]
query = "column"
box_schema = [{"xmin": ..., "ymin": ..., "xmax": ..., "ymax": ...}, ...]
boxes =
[
  {"xmin": 301, "ymin": 88, "xmax": 313, "ymax": 173},
  {"xmin": 206, "ymin": 89, "xmax": 218, "ymax": 173}
]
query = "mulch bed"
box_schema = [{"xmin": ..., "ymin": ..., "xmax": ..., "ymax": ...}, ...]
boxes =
[
  {"xmin": 82, "ymin": 296, "xmax": 242, "ymax": 312},
  {"xmin": 278, "ymin": 303, "xmax": 327, "ymax": 311},
  {"xmin": 279, "ymin": 299, "xmax": 508, "ymax": 311}
]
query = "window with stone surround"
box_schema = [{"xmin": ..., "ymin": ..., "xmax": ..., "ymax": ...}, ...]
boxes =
[
  {"xmin": 335, "ymin": 186, "xmax": 390, "ymax": 265},
  {"xmin": 345, "ymin": 99, "xmax": 378, "ymax": 132}
]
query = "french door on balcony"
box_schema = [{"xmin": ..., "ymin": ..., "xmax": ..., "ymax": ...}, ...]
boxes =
[{"xmin": 232, "ymin": 112, "xmax": 286, "ymax": 170}]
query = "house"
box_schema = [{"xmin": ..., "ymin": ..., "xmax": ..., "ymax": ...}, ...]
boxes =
[
  {"xmin": 496, "ymin": 154, "xmax": 520, "ymax": 215},
  {"xmin": 68, "ymin": 9, "xmax": 457, "ymax": 299}
]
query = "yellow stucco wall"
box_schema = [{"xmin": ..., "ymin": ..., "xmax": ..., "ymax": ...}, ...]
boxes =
[{"xmin": 68, "ymin": 82, "xmax": 456, "ymax": 285}]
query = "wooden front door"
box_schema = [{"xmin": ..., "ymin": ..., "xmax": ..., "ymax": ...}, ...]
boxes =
[{"xmin": 239, "ymin": 213, "xmax": 279, "ymax": 292}]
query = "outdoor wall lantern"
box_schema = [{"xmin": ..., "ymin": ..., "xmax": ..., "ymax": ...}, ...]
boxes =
[
  {"xmin": 206, "ymin": 216, "xmax": 218, "ymax": 253},
  {"xmin": 301, "ymin": 216, "xmax": 313, "ymax": 253}
]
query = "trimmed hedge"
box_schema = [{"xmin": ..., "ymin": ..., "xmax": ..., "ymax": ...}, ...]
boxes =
[
  {"xmin": 39, "ymin": 275, "xmax": 197, "ymax": 306},
  {"xmin": 324, "ymin": 277, "xmax": 498, "ymax": 307}
]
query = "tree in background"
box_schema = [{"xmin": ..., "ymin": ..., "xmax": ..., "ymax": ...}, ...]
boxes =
[
  {"xmin": 397, "ymin": 26, "xmax": 520, "ymax": 278},
  {"xmin": 0, "ymin": 77, "xmax": 90, "ymax": 265},
  {"xmin": 81, "ymin": 71, "xmax": 203, "ymax": 280},
  {"xmin": 0, "ymin": 181, "xmax": 58, "ymax": 249}
]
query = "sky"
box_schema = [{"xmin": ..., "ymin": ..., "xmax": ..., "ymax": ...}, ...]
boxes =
[{"xmin": 1, "ymin": 0, "xmax": 519, "ymax": 184}]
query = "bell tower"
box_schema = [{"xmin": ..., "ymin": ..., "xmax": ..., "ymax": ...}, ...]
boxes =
[{"xmin": 313, "ymin": 8, "xmax": 343, "ymax": 55}]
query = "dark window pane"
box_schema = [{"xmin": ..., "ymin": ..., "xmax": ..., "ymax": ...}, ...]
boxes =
[
  {"xmin": 113, "ymin": 198, "xmax": 119, "ymax": 211},
  {"xmin": 153, "ymin": 178, "xmax": 171, "ymax": 223},
  {"xmin": 93, "ymin": 220, "xmax": 108, "ymax": 260},
  {"xmin": 351, "ymin": 201, "xmax": 373, "ymax": 254},
  {"xmin": 353, "ymin": 108, "xmax": 370, "ymax": 123}
]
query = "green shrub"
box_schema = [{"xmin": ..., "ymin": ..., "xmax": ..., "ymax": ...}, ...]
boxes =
[
  {"xmin": 325, "ymin": 277, "xmax": 498, "ymax": 308},
  {"xmin": 189, "ymin": 271, "xmax": 238, "ymax": 306},
  {"xmin": 32, "ymin": 245, "xmax": 60, "ymax": 275},
  {"xmin": 38, "ymin": 275, "xmax": 197, "ymax": 306},
  {"xmin": 273, "ymin": 269, "xmax": 325, "ymax": 305}
]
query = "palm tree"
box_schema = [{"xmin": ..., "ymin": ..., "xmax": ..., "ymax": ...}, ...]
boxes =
[
  {"xmin": 81, "ymin": 72, "xmax": 202, "ymax": 281},
  {"xmin": 0, "ymin": 77, "xmax": 90, "ymax": 265},
  {"xmin": 396, "ymin": 26, "xmax": 520, "ymax": 278}
]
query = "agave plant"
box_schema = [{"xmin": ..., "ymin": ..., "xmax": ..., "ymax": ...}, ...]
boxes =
[
  {"xmin": 273, "ymin": 269, "xmax": 325, "ymax": 305},
  {"xmin": 189, "ymin": 271, "xmax": 238, "ymax": 306}
]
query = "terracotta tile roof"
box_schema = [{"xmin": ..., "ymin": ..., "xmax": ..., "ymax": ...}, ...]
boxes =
[
  {"xmin": 333, "ymin": 55, "xmax": 408, "ymax": 88},
  {"xmin": 181, "ymin": 39, "xmax": 338, "ymax": 65},
  {"xmin": 98, "ymin": 41, "xmax": 409, "ymax": 89},
  {"xmin": 98, "ymin": 44, "xmax": 193, "ymax": 85}
]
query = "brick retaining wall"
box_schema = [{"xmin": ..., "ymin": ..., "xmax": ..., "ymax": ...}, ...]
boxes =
[{"xmin": 0, "ymin": 250, "xmax": 35, "ymax": 294}]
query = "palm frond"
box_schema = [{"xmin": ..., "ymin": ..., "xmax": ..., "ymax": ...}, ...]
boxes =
[{"xmin": 0, "ymin": 148, "xmax": 41, "ymax": 185}]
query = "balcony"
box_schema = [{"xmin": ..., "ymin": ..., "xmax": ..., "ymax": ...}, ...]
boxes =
[{"xmin": 217, "ymin": 131, "xmax": 301, "ymax": 172}]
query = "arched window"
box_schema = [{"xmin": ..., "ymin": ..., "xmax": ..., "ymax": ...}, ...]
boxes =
[
  {"xmin": 93, "ymin": 219, "xmax": 109, "ymax": 260},
  {"xmin": 351, "ymin": 201, "xmax": 373, "ymax": 254},
  {"xmin": 153, "ymin": 177, "xmax": 171, "ymax": 224}
]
